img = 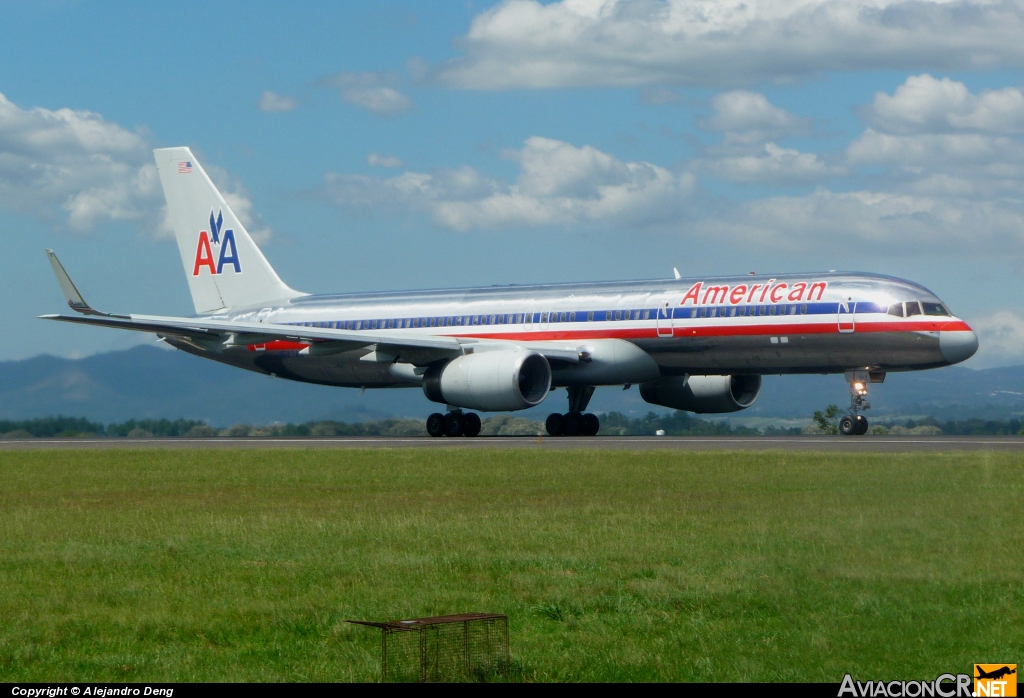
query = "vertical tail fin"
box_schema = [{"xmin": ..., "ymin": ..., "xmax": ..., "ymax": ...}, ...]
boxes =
[{"xmin": 154, "ymin": 147, "xmax": 303, "ymax": 314}]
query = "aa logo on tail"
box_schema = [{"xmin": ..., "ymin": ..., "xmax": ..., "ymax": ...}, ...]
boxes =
[{"xmin": 192, "ymin": 209, "xmax": 241, "ymax": 276}]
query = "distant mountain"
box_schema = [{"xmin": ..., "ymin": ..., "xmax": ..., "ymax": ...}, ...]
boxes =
[{"xmin": 1, "ymin": 345, "xmax": 1021, "ymax": 426}]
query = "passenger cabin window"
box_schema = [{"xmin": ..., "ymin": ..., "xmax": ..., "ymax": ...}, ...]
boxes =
[
  {"xmin": 922, "ymin": 302, "xmax": 947, "ymax": 316},
  {"xmin": 587, "ymin": 311, "xmax": 594, "ymax": 321},
  {"xmin": 800, "ymin": 305, "xmax": 807, "ymax": 315},
  {"xmin": 905, "ymin": 301, "xmax": 922, "ymax": 317}
]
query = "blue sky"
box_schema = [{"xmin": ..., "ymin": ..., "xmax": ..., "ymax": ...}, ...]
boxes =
[{"xmin": 3, "ymin": 0, "xmax": 1024, "ymax": 366}]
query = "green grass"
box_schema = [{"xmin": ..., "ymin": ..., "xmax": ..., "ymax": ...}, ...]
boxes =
[{"xmin": 0, "ymin": 448, "xmax": 1021, "ymax": 682}]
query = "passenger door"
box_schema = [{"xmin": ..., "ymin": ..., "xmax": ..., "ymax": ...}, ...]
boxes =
[
  {"xmin": 838, "ymin": 297, "xmax": 856, "ymax": 334},
  {"xmin": 657, "ymin": 301, "xmax": 673, "ymax": 337}
]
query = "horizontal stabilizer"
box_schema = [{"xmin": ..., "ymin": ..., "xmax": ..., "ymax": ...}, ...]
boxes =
[{"xmin": 45, "ymin": 250, "xmax": 125, "ymax": 318}]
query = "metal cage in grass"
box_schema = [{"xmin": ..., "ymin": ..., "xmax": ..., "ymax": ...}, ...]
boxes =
[{"xmin": 349, "ymin": 613, "xmax": 509, "ymax": 682}]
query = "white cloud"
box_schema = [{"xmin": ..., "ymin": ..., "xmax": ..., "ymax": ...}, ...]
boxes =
[
  {"xmin": 847, "ymin": 77, "xmax": 1024, "ymax": 201},
  {"xmin": 969, "ymin": 310, "xmax": 1024, "ymax": 368},
  {"xmin": 0, "ymin": 91, "xmax": 267, "ymax": 239},
  {"xmin": 367, "ymin": 153, "xmax": 404, "ymax": 168},
  {"xmin": 0, "ymin": 91, "xmax": 159, "ymax": 232},
  {"xmin": 703, "ymin": 91, "xmax": 811, "ymax": 145},
  {"xmin": 321, "ymin": 136, "xmax": 695, "ymax": 231},
  {"xmin": 435, "ymin": 0, "xmax": 1024, "ymax": 89},
  {"xmin": 847, "ymin": 129, "xmax": 1024, "ymax": 166},
  {"xmin": 696, "ymin": 92, "xmax": 829, "ymax": 183},
  {"xmin": 344, "ymin": 87, "xmax": 413, "ymax": 115},
  {"xmin": 693, "ymin": 189, "xmax": 1024, "ymax": 253},
  {"xmin": 706, "ymin": 143, "xmax": 843, "ymax": 183},
  {"xmin": 257, "ymin": 91, "xmax": 299, "ymax": 113},
  {"xmin": 325, "ymin": 72, "xmax": 413, "ymax": 115},
  {"xmin": 862, "ymin": 74, "xmax": 1024, "ymax": 135}
]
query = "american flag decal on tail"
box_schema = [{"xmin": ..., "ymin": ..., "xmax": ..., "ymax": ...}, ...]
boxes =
[{"xmin": 178, "ymin": 161, "xmax": 192, "ymax": 174}]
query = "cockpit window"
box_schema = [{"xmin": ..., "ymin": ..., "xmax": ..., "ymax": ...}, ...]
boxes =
[
  {"xmin": 905, "ymin": 301, "xmax": 922, "ymax": 317},
  {"xmin": 888, "ymin": 303, "xmax": 904, "ymax": 317},
  {"xmin": 922, "ymin": 302, "xmax": 948, "ymax": 316}
]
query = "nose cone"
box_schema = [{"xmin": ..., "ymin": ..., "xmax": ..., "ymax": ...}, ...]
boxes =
[{"xmin": 940, "ymin": 329, "xmax": 978, "ymax": 365}]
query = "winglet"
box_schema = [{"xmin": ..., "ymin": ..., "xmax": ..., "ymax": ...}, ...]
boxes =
[{"xmin": 45, "ymin": 249, "xmax": 119, "ymax": 317}]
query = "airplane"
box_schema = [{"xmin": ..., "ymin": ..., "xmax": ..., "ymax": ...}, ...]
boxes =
[
  {"xmin": 41, "ymin": 147, "xmax": 979, "ymax": 438},
  {"xmin": 975, "ymin": 666, "xmax": 1016, "ymax": 681}
]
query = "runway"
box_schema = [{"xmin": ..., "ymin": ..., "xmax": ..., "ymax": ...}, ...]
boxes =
[{"xmin": 1, "ymin": 435, "xmax": 1022, "ymax": 451}]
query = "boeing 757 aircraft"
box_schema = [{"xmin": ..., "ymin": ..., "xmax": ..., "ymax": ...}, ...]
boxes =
[{"xmin": 42, "ymin": 148, "xmax": 978, "ymax": 437}]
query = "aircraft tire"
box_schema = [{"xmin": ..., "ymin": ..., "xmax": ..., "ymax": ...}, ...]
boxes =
[
  {"xmin": 444, "ymin": 412, "xmax": 464, "ymax": 437},
  {"xmin": 581, "ymin": 413, "xmax": 600, "ymax": 436},
  {"xmin": 545, "ymin": 413, "xmax": 564, "ymax": 436},
  {"xmin": 854, "ymin": 415, "xmax": 869, "ymax": 435},
  {"xmin": 463, "ymin": 412, "xmax": 482, "ymax": 437},
  {"xmin": 563, "ymin": 413, "xmax": 583, "ymax": 436},
  {"xmin": 426, "ymin": 412, "xmax": 446, "ymax": 438},
  {"xmin": 839, "ymin": 415, "xmax": 856, "ymax": 436}
]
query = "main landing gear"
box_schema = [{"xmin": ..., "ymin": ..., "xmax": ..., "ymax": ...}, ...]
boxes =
[
  {"xmin": 546, "ymin": 386, "xmax": 600, "ymax": 437},
  {"xmin": 839, "ymin": 370, "xmax": 872, "ymax": 436},
  {"xmin": 426, "ymin": 410, "xmax": 481, "ymax": 438}
]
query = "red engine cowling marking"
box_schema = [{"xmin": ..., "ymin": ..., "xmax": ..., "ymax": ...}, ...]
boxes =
[{"xmin": 249, "ymin": 340, "xmax": 309, "ymax": 352}]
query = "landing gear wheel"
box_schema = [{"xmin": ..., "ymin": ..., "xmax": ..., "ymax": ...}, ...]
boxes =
[
  {"xmin": 581, "ymin": 413, "xmax": 600, "ymax": 437},
  {"xmin": 545, "ymin": 413, "xmax": 564, "ymax": 436},
  {"xmin": 444, "ymin": 412, "xmax": 464, "ymax": 437},
  {"xmin": 854, "ymin": 415, "xmax": 869, "ymax": 435},
  {"xmin": 839, "ymin": 415, "xmax": 856, "ymax": 436},
  {"xmin": 463, "ymin": 412, "xmax": 481, "ymax": 437},
  {"xmin": 426, "ymin": 412, "xmax": 446, "ymax": 438},
  {"xmin": 563, "ymin": 413, "xmax": 583, "ymax": 436}
]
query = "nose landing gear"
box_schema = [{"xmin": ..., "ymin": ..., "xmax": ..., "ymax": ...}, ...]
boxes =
[
  {"xmin": 840, "ymin": 370, "xmax": 874, "ymax": 436},
  {"xmin": 839, "ymin": 414, "xmax": 868, "ymax": 436}
]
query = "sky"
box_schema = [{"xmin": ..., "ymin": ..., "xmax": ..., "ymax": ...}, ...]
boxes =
[{"xmin": 2, "ymin": 0, "xmax": 1024, "ymax": 367}]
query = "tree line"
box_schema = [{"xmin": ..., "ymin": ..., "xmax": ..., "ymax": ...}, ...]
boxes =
[{"xmin": 1, "ymin": 413, "xmax": 1022, "ymax": 438}]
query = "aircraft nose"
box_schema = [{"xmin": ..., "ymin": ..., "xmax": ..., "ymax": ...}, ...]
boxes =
[{"xmin": 940, "ymin": 329, "xmax": 978, "ymax": 365}]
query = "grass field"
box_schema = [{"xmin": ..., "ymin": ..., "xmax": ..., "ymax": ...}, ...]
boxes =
[{"xmin": 0, "ymin": 448, "xmax": 1021, "ymax": 682}]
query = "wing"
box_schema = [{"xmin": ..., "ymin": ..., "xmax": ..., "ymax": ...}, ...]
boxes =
[
  {"xmin": 41, "ymin": 249, "xmax": 586, "ymax": 367},
  {"xmin": 40, "ymin": 312, "xmax": 585, "ymax": 366}
]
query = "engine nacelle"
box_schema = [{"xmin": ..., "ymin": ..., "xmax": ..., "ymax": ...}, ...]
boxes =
[
  {"xmin": 423, "ymin": 350, "xmax": 552, "ymax": 412},
  {"xmin": 639, "ymin": 374, "xmax": 761, "ymax": 413}
]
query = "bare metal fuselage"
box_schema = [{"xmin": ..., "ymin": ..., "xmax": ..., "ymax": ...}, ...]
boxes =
[{"xmin": 164, "ymin": 271, "xmax": 976, "ymax": 390}]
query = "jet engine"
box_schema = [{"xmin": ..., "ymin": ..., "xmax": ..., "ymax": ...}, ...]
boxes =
[
  {"xmin": 423, "ymin": 350, "xmax": 552, "ymax": 411},
  {"xmin": 639, "ymin": 374, "xmax": 761, "ymax": 413}
]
